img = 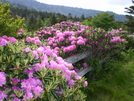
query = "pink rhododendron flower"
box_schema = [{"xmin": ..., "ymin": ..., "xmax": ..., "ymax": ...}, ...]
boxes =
[
  {"xmin": 36, "ymin": 47, "xmax": 44, "ymax": 53},
  {"xmin": 68, "ymin": 45, "xmax": 76, "ymax": 51},
  {"xmin": 26, "ymin": 37, "xmax": 32, "ymax": 42},
  {"xmin": 83, "ymin": 81, "xmax": 88, "ymax": 87},
  {"xmin": 68, "ymin": 80, "xmax": 75, "ymax": 87},
  {"xmin": 33, "ymin": 86, "xmax": 44, "ymax": 97},
  {"xmin": 0, "ymin": 91, "xmax": 7, "ymax": 101},
  {"xmin": 25, "ymin": 48, "xmax": 32, "ymax": 52},
  {"xmin": 0, "ymin": 38, "xmax": 8, "ymax": 46},
  {"xmin": 119, "ymin": 28, "xmax": 122, "ymax": 31},
  {"xmin": 77, "ymin": 36, "xmax": 83, "ymax": 40},
  {"xmin": 75, "ymin": 75, "xmax": 81, "ymax": 79},
  {"xmin": 32, "ymin": 51, "xmax": 39, "ymax": 59},
  {"xmin": 83, "ymin": 63, "xmax": 88, "ymax": 67},
  {"xmin": 8, "ymin": 37, "xmax": 17, "ymax": 44},
  {"xmin": 21, "ymin": 78, "xmax": 43, "ymax": 100},
  {"xmin": 63, "ymin": 31, "xmax": 72, "ymax": 36},
  {"xmin": 11, "ymin": 78, "xmax": 20, "ymax": 85},
  {"xmin": 0, "ymin": 72, "xmax": 6, "ymax": 87},
  {"xmin": 52, "ymin": 43, "xmax": 57, "ymax": 47},
  {"xmin": 2, "ymin": 35, "xmax": 8, "ymax": 40},
  {"xmin": 73, "ymin": 67, "xmax": 79, "ymax": 72},
  {"xmin": 69, "ymin": 36, "xmax": 76, "ymax": 41},
  {"xmin": 18, "ymin": 29, "xmax": 23, "ymax": 35},
  {"xmin": 23, "ymin": 92, "xmax": 33, "ymax": 100},
  {"xmin": 54, "ymin": 47, "xmax": 60, "ymax": 51},
  {"xmin": 34, "ymin": 40, "xmax": 42, "ymax": 45},
  {"xmin": 31, "ymin": 38, "xmax": 35, "ymax": 42},
  {"xmin": 59, "ymin": 37, "xmax": 65, "ymax": 41},
  {"xmin": 128, "ymin": 35, "xmax": 133, "ymax": 37},
  {"xmin": 71, "ymin": 41, "xmax": 76, "ymax": 44},
  {"xmin": 115, "ymin": 30, "xmax": 120, "ymax": 33},
  {"xmin": 77, "ymin": 40, "xmax": 85, "ymax": 45},
  {"xmin": 110, "ymin": 36, "xmax": 121, "ymax": 43},
  {"xmin": 12, "ymin": 97, "xmax": 21, "ymax": 101},
  {"xmin": 34, "ymin": 37, "xmax": 39, "ymax": 41},
  {"xmin": 120, "ymin": 39, "xmax": 126, "ymax": 43},
  {"xmin": 48, "ymin": 41, "xmax": 53, "ymax": 45},
  {"xmin": 49, "ymin": 60, "xmax": 59, "ymax": 69},
  {"xmin": 12, "ymin": 86, "xmax": 20, "ymax": 91},
  {"xmin": 63, "ymin": 47, "xmax": 69, "ymax": 52},
  {"xmin": 18, "ymin": 29, "xmax": 23, "ymax": 33}
]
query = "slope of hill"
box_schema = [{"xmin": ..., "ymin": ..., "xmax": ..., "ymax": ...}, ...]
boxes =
[{"xmin": 1, "ymin": 0, "xmax": 127, "ymax": 22}]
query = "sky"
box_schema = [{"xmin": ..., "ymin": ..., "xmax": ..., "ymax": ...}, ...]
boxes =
[{"xmin": 36, "ymin": 0, "xmax": 133, "ymax": 15}]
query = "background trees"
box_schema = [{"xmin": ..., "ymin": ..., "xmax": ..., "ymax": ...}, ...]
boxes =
[
  {"xmin": 0, "ymin": 3, "xmax": 25, "ymax": 37},
  {"xmin": 82, "ymin": 12, "xmax": 119, "ymax": 31},
  {"xmin": 125, "ymin": 5, "xmax": 134, "ymax": 33}
]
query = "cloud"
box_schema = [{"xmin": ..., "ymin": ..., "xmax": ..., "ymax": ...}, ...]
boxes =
[
  {"xmin": 36, "ymin": 0, "xmax": 131, "ymax": 14},
  {"xmin": 106, "ymin": 0, "xmax": 132, "ymax": 6}
]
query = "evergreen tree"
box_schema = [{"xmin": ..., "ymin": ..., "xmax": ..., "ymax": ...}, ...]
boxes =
[
  {"xmin": 27, "ymin": 15, "xmax": 37, "ymax": 31},
  {"xmin": 44, "ymin": 18, "xmax": 52, "ymax": 27},
  {"xmin": 67, "ymin": 13, "xmax": 73, "ymax": 20},
  {"xmin": 50, "ymin": 14, "xmax": 57, "ymax": 25},
  {"xmin": 85, "ymin": 12, "xmax": 118, "ymax": 31},
  {"xmin": 125, "ymin": 5, "xmax": 134, "ymax": 33},
  {"xmin": 80, "ymin": 14, "xmax": 85, "ymax": 21},
  {"xmin": 37, "ymin": 18, "xmax": 44, "ymax": 29}
]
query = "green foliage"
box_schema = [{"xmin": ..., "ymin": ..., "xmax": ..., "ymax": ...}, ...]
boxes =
[
  {"xmin": 125, "ymin": 35, "xmax": 134, "ymax": 49},
  {"xmin": 82, "ymin": 12, "xmax": 119, "ymax": 31},
  {"xmin": 83, "ymin": 49, "xmax": 134, "ymax": 101},
  {"xmin": 0, "ymin": 2, "xmax": 26, "ymax": 37},
  {"xmin": 50, "ymin": 14, "xmax": 58, "ymax": 25},
  {"xmin": 81, "ymin": 17, "xmax": 92, "ymax": 26},
  {"xmin": 125, "ymin": 6, "xmax": 134, "ymax": 33}
]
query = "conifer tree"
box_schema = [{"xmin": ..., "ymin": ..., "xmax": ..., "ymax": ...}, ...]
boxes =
[{"xmin": 125, "ymin": 5, "xmax": 134, "ymax": 33}]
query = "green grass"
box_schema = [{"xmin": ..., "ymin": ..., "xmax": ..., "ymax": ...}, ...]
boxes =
[{"xmin": 85, "ymin": 51, "xmax": 134, "ymax": 101}]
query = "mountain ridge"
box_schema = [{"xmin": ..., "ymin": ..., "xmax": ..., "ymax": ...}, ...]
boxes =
[{"xmin": 1, "ymin": 0, "xmax": 127, "ymax": 22}]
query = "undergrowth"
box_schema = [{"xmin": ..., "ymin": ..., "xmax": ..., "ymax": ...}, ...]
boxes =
[{"xmin": 84, "ymin": 49, "xmax": 134, "ymax": 101}]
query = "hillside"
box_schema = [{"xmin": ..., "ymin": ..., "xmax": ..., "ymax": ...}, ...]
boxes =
[{"xmin": 2, "ymin": 0, "xmax": 127, "ymax": 22}]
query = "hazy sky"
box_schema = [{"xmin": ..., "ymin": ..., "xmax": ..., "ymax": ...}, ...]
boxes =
[{"xmin": 36, "ymin": 0, "xmax": 133, "ymax": 15}]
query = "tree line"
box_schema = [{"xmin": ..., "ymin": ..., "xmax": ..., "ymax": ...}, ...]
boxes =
[
  {"xmin": 1, "ymin": 0, "xmax": 134, "ymax": 33},
  {"xmin": 10, "ymin": 4, "xmax": 85, "ymax": 31}
]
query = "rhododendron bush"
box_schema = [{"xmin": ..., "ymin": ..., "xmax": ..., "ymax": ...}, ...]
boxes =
[
  {"xmin": 0, "ymin": 21, "xmax": 128, "ymax": 100},
  {"xmin": 37, "ymin": 21, "xmax": 127, "ymax": 76},
  {"xmin": 0, "ymin": 35, "xmax": 87, "ymax": 100}
]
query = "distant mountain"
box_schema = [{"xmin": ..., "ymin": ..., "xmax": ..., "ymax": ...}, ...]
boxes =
[{"xmin": 1, "ymin": 0, "xmax": 127, "ymax": 22}]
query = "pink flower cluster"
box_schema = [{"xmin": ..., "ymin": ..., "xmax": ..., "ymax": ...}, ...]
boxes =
[
  {"xmin": 36, "ymin": 21, "xmax": 126, "ymax": 61},
  {"xmin": 110, "ymin": 36, "xmax": 126, "ymax": 43},
  {"xmin": 0, "ymin": 91, "xmax": 7, "ymax": 101},
  {"xmin": 0, "ymin": 72, "xmax": 43, "ymax": 100},
  {"xmin": 0, "ymin": 35, "xmax": 17, "ymax": 46},
  {"xmin": 0, "ymin": 72, "xmax": 6, "ymax": 87},
  {"xmin": 0, "ymin": 72, "xmax": 7, "ymax": 100},
  {"xmin": 24, "ymin": 46, "xmax": 87, "ymax": 88},
  {"xmin": 63, "ymin": 45, "xmax": 76, "ymax": 52},
  {"xmin": 47, "ymin": 30, "xmax": 88, "ymax": 54},
  {"xmin": 21, "ymin": 78, "xmax": 43, "ymax": 100},
  {"xmin": 17, "ymin": 29, "xmax": 24, "ymax": 35},
  {"xmin": 26, "ymin": 37, "xmax": 42, "ymax": 45}
]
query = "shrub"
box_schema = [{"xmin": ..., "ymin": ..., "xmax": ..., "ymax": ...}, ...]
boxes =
[
  {"xmin": 0, "ymin": 35, "xmax": 87, "ymax": 100},
  {"xmin": 0, "ymin": 3, "xmax": 26, "ymax": 37}
]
